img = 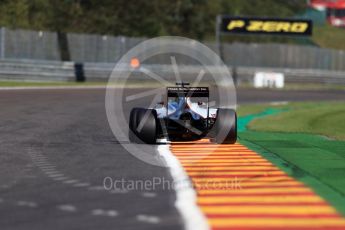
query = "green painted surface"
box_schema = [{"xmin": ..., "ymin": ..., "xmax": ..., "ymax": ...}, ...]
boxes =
[
  {"xmin": 240, "ymin": 132, "xmax": 345, "ymax": 216},
  {"xmin": 238, "ymin": 108, "xmax": 345, "ymax": 216}
]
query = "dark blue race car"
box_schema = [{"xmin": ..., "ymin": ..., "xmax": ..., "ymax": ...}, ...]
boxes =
[{"xmin": 129, "ymin": 83, "xmax": 237, "ymax": 144}]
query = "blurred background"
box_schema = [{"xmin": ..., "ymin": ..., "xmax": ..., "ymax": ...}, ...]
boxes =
[
  {"xmin": 0, "ymin": 0, "xmax": 344, "ymax": 86},
  {"xmin": 0, "ymin": 2, "xmax": 345, "ymax": 230}
]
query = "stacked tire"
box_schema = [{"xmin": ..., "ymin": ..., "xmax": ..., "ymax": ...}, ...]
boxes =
[{"xmin": 129, "ymin": 108, "xmax": 158, "ymax": 144}]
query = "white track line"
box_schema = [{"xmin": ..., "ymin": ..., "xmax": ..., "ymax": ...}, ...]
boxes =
[
  {"xmin": 269, "ymin": 101, "xmax": 289, "ymax": 106},
  {"xmin": 157, "ymin": 145, "xmax": 209, "ymax": 230},
  {"xmin": 57, "ymin": 204, "xmax": 77, "ymax": 212}
]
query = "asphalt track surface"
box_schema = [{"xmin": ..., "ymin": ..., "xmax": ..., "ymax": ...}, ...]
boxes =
[{"xmin": 0, "ymin": 87, "xmax": 344, "ymax": 230}]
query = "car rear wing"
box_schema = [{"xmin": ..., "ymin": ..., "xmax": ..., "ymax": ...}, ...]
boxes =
[{"xmin": 167, "ymin": 87, "xmax": 209, "ymax": 97}]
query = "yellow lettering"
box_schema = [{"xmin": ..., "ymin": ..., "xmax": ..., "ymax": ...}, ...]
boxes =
[
  {"xmin": 247, "ymin": 21, "xmax": 263, "ymax": 31},
  {"xmin": 291, "ymin": 23, "xmax": 308, "ymax": 33},
  {"xmin": 262, "ymin": 22, "xmax": 279, "ymax": 32},
  {"xmin": 227, "ymin": 20, "xmax": 245, "ymax": 30},
  {"xmin": 275, "ymin": 22, "xmax": 291, "ymax": 32}
]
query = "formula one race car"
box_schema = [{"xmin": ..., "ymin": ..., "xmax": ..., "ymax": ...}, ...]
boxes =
[{"xmin": 129, "ymin": 83, "xmax": 237, "ymax": 144}]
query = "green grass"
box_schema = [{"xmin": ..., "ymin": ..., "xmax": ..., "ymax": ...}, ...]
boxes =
[
  {"xmin": 246, "ymin": 101, "xmax": 345, "ymax": 140},
  {"xmin": 237, "ymin": 104, "xmax": 269, "ymax": 117},
  {"xmin": 313, "ymin": 25, "xmax": 345, "ymax": 50},
  {"xmin": 238, "ymin": 83, "xmax": 345, "ymax": 91}
]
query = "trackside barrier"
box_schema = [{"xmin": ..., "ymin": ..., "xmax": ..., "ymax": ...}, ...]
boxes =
[
  {"xmin": 1, "ymin": 27, "xmax": 345, "ymax": 72},
  {"xmin": 74, "ymin": 63, "xmax": 85, "ymax": 82},
  {"xmin": 0, "ymin": 59, "xmax": 344, "ymax": 84}
]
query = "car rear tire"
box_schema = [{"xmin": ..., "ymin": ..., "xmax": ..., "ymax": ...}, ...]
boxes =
[
  {"xmin": 129, "ymin": 108, "xmax": 158, "ymax": 144},
  {"xmin": 129, "ymin": 108, "xmax": 140, "ymax": 143},
  {"xmin": 214, "ymin": 108, "xmax": 237, "ymax": 144}
]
